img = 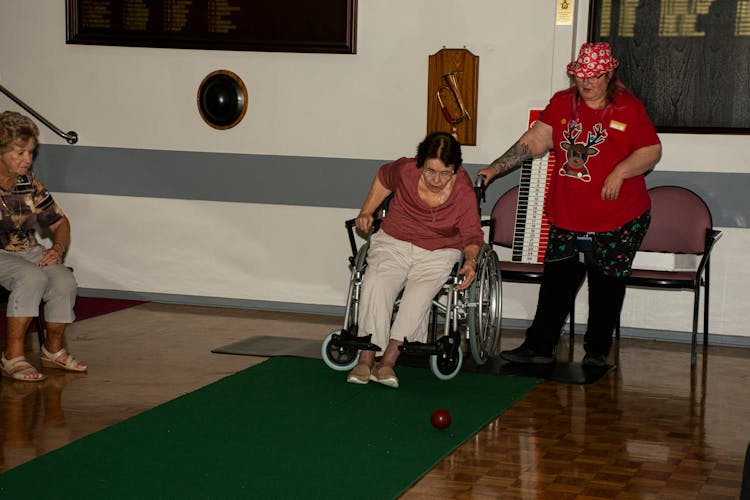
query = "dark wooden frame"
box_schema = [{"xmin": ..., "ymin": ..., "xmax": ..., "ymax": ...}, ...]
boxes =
[
  {"xmin": 66, "ymin": 0, "xmax": 357, "ymax": 54},
  {"xmin": 588, "ymin": 0, "xmax": 750, "ymax": 134}
]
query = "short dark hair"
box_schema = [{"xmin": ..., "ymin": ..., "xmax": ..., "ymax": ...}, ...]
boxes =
[{"xmin": 416, "ymin": 132, "xmax": 462, "ymax": 171}]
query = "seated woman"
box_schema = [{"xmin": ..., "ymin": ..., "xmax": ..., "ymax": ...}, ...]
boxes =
[
  {"xmin": 0, "ymin": 111, "xmax": 85, "ymax": 382},
  {"xmin": 348, "ymin": 131, "xmax": 484, "ymax": 388}
]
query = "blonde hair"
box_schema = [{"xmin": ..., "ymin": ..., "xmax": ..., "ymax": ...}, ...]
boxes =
[{"xmin": 0, "ymin": 111, "xmax": 39, "ymax": 152}]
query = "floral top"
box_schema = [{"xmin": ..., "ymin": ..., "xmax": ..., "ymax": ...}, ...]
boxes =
[{"xmin": 0, "ymin": 171, "xmax": 64, "ymax": 252}]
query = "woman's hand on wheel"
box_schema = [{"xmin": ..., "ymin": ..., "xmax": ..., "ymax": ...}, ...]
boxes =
[{"xmin": 456, "ymin": 260, "xmax": 477, "ymax": 290}]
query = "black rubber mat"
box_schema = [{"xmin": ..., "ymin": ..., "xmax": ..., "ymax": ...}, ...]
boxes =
[
  {"xmin": 212, "ymin": 335, "xmax": 615, "ymax": 384},
  {"xmin": 461, "ymin": 356, "xmax": 616, "ymax": 384},
  {"xmin": 212, "ymin": 335, "xmax": 322, "ymax": 359}
]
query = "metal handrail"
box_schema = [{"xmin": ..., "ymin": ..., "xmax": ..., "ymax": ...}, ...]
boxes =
[{"xmin": 0, "ymin": 84, "xmax": 78, "ymax": 144}]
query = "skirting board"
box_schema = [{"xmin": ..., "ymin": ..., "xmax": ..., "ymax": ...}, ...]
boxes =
[{"xmin": 77, "ymin": 288, "xmax": 750, "ymax": 349}]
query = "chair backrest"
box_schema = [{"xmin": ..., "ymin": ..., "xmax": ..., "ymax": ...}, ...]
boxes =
[
  {"xmin": 490, "ymin": 186, "xmax": 519, "ymax": 249},
  {"xmin": 639, "ymin": 186, "xmax": 713, "ymax": 255}
]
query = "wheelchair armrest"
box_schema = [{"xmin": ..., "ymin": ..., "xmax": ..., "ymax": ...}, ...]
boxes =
[
  {"xmin": 450, "ymin": 261, "xmax": 460, "ymax": 277},
  {"xmin": 345, "ymin": 219, "xmax": 358, "ymax": 259}
]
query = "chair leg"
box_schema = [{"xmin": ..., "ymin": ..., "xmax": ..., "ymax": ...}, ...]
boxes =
[
  {"xmin": 35, "ymin": 307, "xmax": 45, "ymax": 349},
  {"xmin": 691, "ymin": 287, "xmax": 701, "ymax": 366},
  {"xmin": 703, "ymin": 262, "xmax": 711, "ymax": 346},
  {"xmin": 741, "ymin": 441, "xmax": 750, "ymax": 500}
]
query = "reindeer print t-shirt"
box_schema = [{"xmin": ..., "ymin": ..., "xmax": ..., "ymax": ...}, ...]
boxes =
[{"xmin": 538, "ymin": 87, "xmax": 660, "ymax": 232}]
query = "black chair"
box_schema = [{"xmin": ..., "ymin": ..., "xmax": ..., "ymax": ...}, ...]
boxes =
[
  {"xmin": 618, "ymin": 186, "xmax": 722, "ymax": 365},
  {"xmin": 489, "ymin": 185, "xmax": 575, "ymax": 356},
  {"xmin": 0, "ymin": 286, "xmax": 46, "ymax": 349}
]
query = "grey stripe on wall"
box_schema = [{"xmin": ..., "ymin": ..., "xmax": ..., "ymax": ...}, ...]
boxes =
[{"xmin": 35, "ymin": 144, "xmax": 749, "ymax": 228}]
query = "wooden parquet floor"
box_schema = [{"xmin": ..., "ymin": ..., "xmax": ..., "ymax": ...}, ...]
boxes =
[
  {"xmin": 404, "ymin": 338, "xmax": 750, "ymax": 499},
  {"xmin": 1, "ymin": 303, "xmax": 749, "ymax": 499}
]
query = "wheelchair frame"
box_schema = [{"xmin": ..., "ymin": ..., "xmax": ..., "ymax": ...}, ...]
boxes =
[{"xmin": 322, "ymin": 178, "xmax": 502, "ymax": 380}]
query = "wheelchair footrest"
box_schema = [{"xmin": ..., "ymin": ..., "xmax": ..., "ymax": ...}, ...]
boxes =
[
  {"xmin": 331, "ymin": 330, "xmax": 381, "ymax": 352},
  {"xmin": 399, "ymin": 339, "xmax": 440, "ymax": 355}
]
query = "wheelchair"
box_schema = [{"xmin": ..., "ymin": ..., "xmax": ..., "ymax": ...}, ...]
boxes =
[{"xmin": 321, "ymin": 177, "xmax": 502, "ymax": 380}]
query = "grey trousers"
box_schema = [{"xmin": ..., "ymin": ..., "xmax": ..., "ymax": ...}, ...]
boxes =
[
  {"xmin": 0, "ymin": 246, "xmax": 77, "ymax": 323},
  {"xmin": 358, "ymin": 231, "xmax": 461, "ymax": 350}
]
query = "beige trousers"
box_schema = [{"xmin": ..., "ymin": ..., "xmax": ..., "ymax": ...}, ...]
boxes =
[{"xmin": 358, "ymin": 230, "xmax": 461, "ymax": 350}]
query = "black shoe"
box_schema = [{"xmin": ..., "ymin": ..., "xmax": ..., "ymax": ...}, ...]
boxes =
[
  {"xmin": 500, "ymin": 345, "xmax": 555, "ymax": 365},
  {"xmin": 581, "ymin": 353, "xmax": 608, "ymax": 368}
]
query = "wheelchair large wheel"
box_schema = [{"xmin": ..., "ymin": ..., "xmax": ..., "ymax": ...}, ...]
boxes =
[
  {"xmin": 321, "ymin": 330, "xmax": 360, "ymax": 371},
  {"xmin": 429, "ymin": 345, "xmax": 463, "ymax": 380},
  {"xmin": 467, "ymin": 247, "xmax": 502, "ymax": 364}
]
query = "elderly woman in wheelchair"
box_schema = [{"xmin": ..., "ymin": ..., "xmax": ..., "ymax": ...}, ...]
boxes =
[{"xmin": 321, "ymin": 132, "xmax": 502, "ymax": 387}]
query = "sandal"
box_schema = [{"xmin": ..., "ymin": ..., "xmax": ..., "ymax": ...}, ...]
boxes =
[
  {"xmin": 1, "ymin": 354, "xmax": 46, "ymax": 382},
  {"xmin": 41, "ymin": 346, "xmax": 88, "ymax": 373}
]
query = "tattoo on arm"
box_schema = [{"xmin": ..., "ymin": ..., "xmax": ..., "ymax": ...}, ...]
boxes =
[{"xmin": 489, "ymin": 142, "xmax": 533, "ymax": 174}]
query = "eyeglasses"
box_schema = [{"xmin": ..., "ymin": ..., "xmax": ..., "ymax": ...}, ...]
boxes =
[
  {"xmin": 575, "ymin": 73, "xmax": 607, "ymax": 81},
  {"xmin": 423, "ymin": 168, "xmax": 454, "ymax": 179}
]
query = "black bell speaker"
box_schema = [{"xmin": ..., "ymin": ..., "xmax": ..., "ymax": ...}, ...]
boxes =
[{"xmin": 197, "ymin": 70, "xmax": 248, "ymax": 129}]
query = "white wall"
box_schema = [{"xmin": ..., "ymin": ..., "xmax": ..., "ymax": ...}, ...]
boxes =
[{"xmin": 1, "ymin": 0, "xmax": 748, "ymax": 338}]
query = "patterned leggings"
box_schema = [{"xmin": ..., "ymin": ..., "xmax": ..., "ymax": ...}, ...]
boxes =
[
  {"xmin": 544, "ymin": 210, "xmax": 651, "ymax": 277},
  {"xmin": 523, "ymin": 210, "xmax": 651, "ymax": 356}
]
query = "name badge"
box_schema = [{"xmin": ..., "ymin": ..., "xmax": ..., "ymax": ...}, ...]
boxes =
[{"xmin": 609, "ymin": 120, "xmax": 627, "ymax": 132}]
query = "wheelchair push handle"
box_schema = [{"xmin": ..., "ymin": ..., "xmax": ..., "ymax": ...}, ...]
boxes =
[
  {"xmin": 345, "ymin": 217, "xmax": 382, "ymax": 236},
  {"xmin": 345, "ymin": 194, "xmax": 393, "ymax": 259},
  {"xmin": 474, "ymin": 174, "xmax": 487, "ymax": 212},
  {"xmin": 345, "ymin": 216, "xmax": 383, "ymax": 260}
]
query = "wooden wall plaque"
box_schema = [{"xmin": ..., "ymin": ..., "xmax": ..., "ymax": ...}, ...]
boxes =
[{"xmin": 427, "ymin": 48, "xmax": 479, "ymax": 145}]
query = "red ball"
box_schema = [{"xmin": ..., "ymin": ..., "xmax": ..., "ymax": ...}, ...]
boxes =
[{"xmin": 431, "ymin": 408, "xmax": 451, "ymax": 429}]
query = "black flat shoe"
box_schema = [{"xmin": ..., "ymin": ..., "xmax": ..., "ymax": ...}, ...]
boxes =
[
  {"xmin": 500, "ymin": 345, "xmax": 555, "ymax": 365},
  {"xmin": 582, "ymin": 353, "xmax": 608, "ymax": 368}
]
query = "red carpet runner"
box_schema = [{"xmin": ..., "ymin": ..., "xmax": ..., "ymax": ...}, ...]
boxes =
[{"xmin": 0, "ymin": 297, "xmax": 145, "ymax": 339}]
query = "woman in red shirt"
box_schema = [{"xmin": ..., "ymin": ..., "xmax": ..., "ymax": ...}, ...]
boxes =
[
  {"xmin": 478, "ymin": 42, "xmax": 662, "ymax": 367},
  {"xmin": 347, "ymin": 132, "xmax": 484, "ymax": 388}
]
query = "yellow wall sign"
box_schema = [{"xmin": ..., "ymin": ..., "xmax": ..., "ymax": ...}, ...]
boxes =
[{"xmin": 556, "ymin": 0, "xmax": 575, "ymax": 26}]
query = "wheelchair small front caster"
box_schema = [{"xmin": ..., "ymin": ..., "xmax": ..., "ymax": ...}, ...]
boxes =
[
  {"xmin": 429, "ymin": 340, "xmax": 463, "ymax": 380},
  {"xmin": 321, "ymin": 330, "xmax": 360, "ymax": 371}
]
